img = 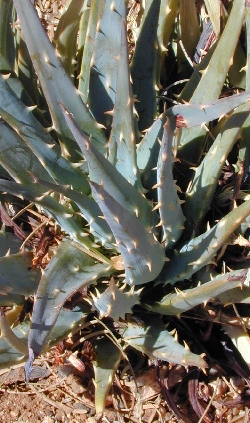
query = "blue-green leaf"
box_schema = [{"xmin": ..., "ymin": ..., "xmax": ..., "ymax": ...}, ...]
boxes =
[
  {"xmin": 90, "ymin": 181, "xmax": 165, "ymax": 285},
  {"xmin": 122, "ymin": 320, "xmax": 207, "ymax": 369},
  {"xmin": 27, "ymin": 239, "xmax": 111, "ymax": 363}
]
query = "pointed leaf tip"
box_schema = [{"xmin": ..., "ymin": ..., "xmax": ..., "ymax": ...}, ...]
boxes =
[{"xmin": 25, "ymin": 347, "xmax": 35, "ymax": 382}]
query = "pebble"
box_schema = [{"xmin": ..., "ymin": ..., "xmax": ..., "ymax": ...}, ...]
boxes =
[{"xmin": 10, "ymin": 410, "xmax": 19, "ymax": 418}]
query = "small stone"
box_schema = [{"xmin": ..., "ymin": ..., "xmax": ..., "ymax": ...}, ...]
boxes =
[
  {"xmin": 71, "ymin": 378, "xmax": 85, "ymax": 395},
  {"xmin": 10, "ymin": 410, "xmax": 19, "ymax": 418}
]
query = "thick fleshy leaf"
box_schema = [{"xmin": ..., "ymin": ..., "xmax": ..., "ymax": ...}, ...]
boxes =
[
  {"xmin": 90, "ymin": 181, "xmax": 165, "ymax": 285},
  {"xmin": 157, "ymin": 119, "xmax": 185, "ymax": 248},
  {"xmin": 33, "ymin": 177, "xmax": 115, "ymax": 249},
  {"xmin": 0, "ymin": 179, "xmax": 110, "ymax": 264},
  {"xmin": 0, "ymin": 304, "xmax": 90, "ymax": 370},
  {"xmin": 122, "ymin": 321, "xmax": 207, "ymax": 369},
  {"xmin": 171, "ymin": 90, "xmax": 250, "ymax": 129},
  {"xmin": 108, "ymin": 20, "xmax": 140, "ymax": 190},
  {"xmin": 157, "ymin": 0, "xmax": 179, "ymax": 55},
  {"xmin": 136, "ymin": 112, "xmax": 166, "ymax": 171},
  {"xmin": 217, "ymin": 286, "xmax": 250, "ymax": 304},
  {"xmin": 0, "ymin": 231, "xmax": 23, "ymax": 256},
  {"xmin": 0, "ymin": 307, "xmax": 28, "ymax": 354},
  {"xmin": 0, "ymin": 106, "xmax": 89, "ymax": 193},
  {"xmin": 179, "ymin": 0, "xmax": 200, "ymax": 65},
  {"xmin": 53, "ymin": 0, "xmax": 86, "ymax": 76},
  {"xmin": 93, "ymin": 337, "xmax": 122, "ymax": 413},
  {"xmin": 92, "ymin": 278, "xmax": 142, "ymax": 319},
  {"xmin": 62, "ymin": 105, "xmax": 158, "ymax": 229},
  {"xmin": 26, "ymin": 239, "xmax": 111, "ymax": 370},
  {"xmin": 0, "ymin": 0, "xmax": 13, "ymax": 71},
  {"xmin": 185, "ymin": 103, "xmax": 250, "ymax": 225},
  {"xmin": 0, "ymin": 74, "xmax": 55, "ymax": 147},
  {"xmin": 137, "ymin": 113, "xmax": 166, "ymax": 193},
  {"xmin": 78, "ymin": 0, "xmax": 102, "ymax": 102},
  {"xmin": 0, "ymin": 250, "xmax": 40, "ymax": 305},
  {"xmin": 178, "ymin": 0, "xmax": 246, "ymax": 159},
  {"xmin": 163, "ymin": 200, "xmax": 250, "ymax": 284},
  {"xmin": 0, "ymin": 319, "xmax": 29, "ymax": 368},
  {"xmin": 0, "ymin": 121, "xmax": 53, "ymax": 185},
  {"xmin": 148, "ymin": 269, "xmax": 250, "ymax": 315},
  {"xmin": 203, "ymin": 0, "xmax": 220, "ymax": 37},
  {"xmin": 88, "ymin": 0, "xmax": 126, "ymax": 130},
  {"xmin": 130, "ymin": 0, "xmax": 161, "ymax": 131},
  {"xmin": 13, "ymin": 0, "xmax": 107, "ymax": 158}
]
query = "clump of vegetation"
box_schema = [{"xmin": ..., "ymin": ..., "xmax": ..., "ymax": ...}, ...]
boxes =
[{"xmin": 0, "ymin": 0, "xmax": 250, "ymax": 419}]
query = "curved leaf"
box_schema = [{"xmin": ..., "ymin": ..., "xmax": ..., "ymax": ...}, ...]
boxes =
[
  {"xmin": 27, "ymin": 239, "xmax": 111, "ymax": 363},
  {"xmin": 90, "ymin": 181, "xmax": 165, "ymax": 285},
  {"xmin": 0, "ymin": 179, "xmax": 111, "ymax": 264},
  {"xmin": 62, "ymin": 105, "xmax": 158, "ymax": 229},
  {"xmin": 93, "ymin": 337, "xmax": 122, "ymax": 413},
  {"xmin": 157, "ymin": 119, "xmax": 185, "ymax": 247},
  {"xmin": 122, "ymin": 320, "xmax": 207, "ymax": 369},
  {"xmin": 148, "ymin": 269, "xmax": 250, "ymax": 315},
  {"xmin": 13, "ymin": 0, "xmax": 107, "ymax": 158},
  {"xmin": 163, "ymin": 200, "xmax": 250, "ymax": 284}
]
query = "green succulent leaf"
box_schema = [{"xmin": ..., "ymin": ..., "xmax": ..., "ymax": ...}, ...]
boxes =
[
  {"xmin": 0, "ymin": 250, "xmax": 40, "ymax": 305},
  {"xmin": 157, "ymin": 0, "xmax": 179, "ymax": 56},
  {"xmin": 185, "ymin": 103, "xmax": 250, "ymax": 225},
  {"xmin": 92, "ymin": 278, "xmax": 142, "ymax": 319},
  {"xmin": 0, "ymin": 106, "xmax": 90, "ymax": 193},
  {"xmin": 90, "ymin": 181, "xmax": 165, "ymax": 285},
  {"xmin": 0, "ymin": 307, "xmax": 28, "ymax": 354},
  {"xmin": 13, "ymin": 0, "xmax": 107, "ymax": 158},
  {"xmin": 163, "ymin": 200, "xmax": 250, "ymax": 284},
  {"xmin": 93, "ymin": 337, "xmax": 122, "ymax": 413},
  {"xmin": 0, "ymin": 179, "xmax": 111, "ymax": 264},
  {"xmin": 136, "ymin": 112, "xmax": 167, "ymax": 192},
  {"xmin": 178, "ymin": 0, "xmax": 246, "ymax": 159},
  {"xmin": 33, "ymin": 177, "xmax": 115, "ymax": 249},
  {"xmin": 88, "ymin": 0, "xmax": 126, "ymax": 130},
  {"xmin": 0, "ymin": 304, "xmax": 90, "ymax": 370},
  {"xmin": 136, "ymin": 113, "xmax": 166, "ymax": 171},
  {"xmin": 171, "ymin": 90, "xmax": 250, "ymax": 129},
  {"xmin": 157, "ymin": 119, "xmax": 185, "ymax": 248},
  {"xmin": 53, "ymin": 0, "xmax": 86, "ymax": 76},
  {"xmin": 0, "ymin": 230, "xmax": 24, "ymax": 256},
  {"xmin": 217, "ymin": 286, "xmax": 250, "ymax": 305},
  {"xmin": 0, "ymin": 74, "xmax": 55, "ymax": 148},
  {"xmin": 0, "ymin": 319, "xmax": 29, "ymax": 368},
  {"xmin": 62, "ymin": 105, "xmax": 158, "ymax": 229},
  {"xmin": 78, "ymin": 0, "xmax": 102, "ymax": 102},
  {"xmin": 0, "ymin": 0, "xmax": 13, "ymax": 72},
  {"xmin": 147, "ymin": 269, "xmax": 250, "ymax": 315},
  {"xmin": 1, "ymin": 0, "xmax": 250, "ymax": 379},
  {"xmin": 191, "ymin": 0, "xmax": 245, "ymax": 105},
  {"xmin": 26, "ymin": 239, "xmax": 111, "ymax": 377},
  {"xmin": 0, "ymin": 121, "xmax": 52, "ymax": 185},
  {"xmin": 122, "ymin": 320, "xmax": 207, "ymax": 369},
  {"xmin": 108, "ymin": 20, "xmax": 141, "ymax": 190},
  {"xmin": 130, "ymin": 0, "xmax": 161, "ymax": 131}
]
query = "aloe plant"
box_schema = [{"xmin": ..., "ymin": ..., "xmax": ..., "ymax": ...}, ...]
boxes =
[{"xmin": 0, "ymin": 0, "xmax": 250, "ymax": 413}]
